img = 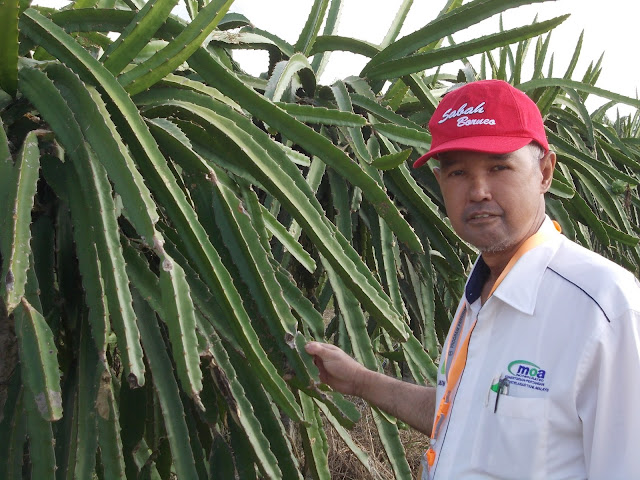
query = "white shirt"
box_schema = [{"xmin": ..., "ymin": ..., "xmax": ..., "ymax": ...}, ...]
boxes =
[{"xmin": 427, "ymin": 218, "xmax": 640, "ymax": 479}]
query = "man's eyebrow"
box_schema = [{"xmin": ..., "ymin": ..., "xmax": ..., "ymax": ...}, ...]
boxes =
[
  {"xmin": 487, "ymin": 152, "xmax": 512, "ymax": 161},
  {"xmin": 437, "ymin": 157, "xmax": 458, "ymax": 168}
]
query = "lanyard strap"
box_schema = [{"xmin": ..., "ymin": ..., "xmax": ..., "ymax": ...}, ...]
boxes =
[
  {"xmin": 443, "ymin": 305, "xmax": 467, "ymax": 379},
  {"xmin": 426, "ymin": 226, "xmax": 559, "ymax": 469}
]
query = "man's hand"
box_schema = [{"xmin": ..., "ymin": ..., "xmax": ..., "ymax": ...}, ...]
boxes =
[
  {"xmin": 305, "ymin": 340, "xmax": 437, "ymax": 436},
  {"xmin": 304, "ymin": 341, "xmax": 368, "ymax": 396}
]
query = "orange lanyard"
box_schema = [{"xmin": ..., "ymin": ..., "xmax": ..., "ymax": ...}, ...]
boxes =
[{"xmin": 425, "ymin": 225, "xmax": 559, "ymax": 470}]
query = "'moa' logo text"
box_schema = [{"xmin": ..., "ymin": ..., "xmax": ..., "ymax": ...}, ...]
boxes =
[{"xmin": 508, "ymin": 360, "xmax": 546, "ymax": 380}]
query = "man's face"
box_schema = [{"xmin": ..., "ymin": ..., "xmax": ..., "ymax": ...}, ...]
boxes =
[{"xmin": 434, "ymin": 145, "xmax": 554, "ymax": 254}]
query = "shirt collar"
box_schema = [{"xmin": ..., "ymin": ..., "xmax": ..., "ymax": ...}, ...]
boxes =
[{"xmin": 464, "ymin": 216, "xmax": 563, "ymax": 315}]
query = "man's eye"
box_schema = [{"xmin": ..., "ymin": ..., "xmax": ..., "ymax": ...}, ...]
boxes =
[
  {"xmin": 491, "ymin": 165, "xmax": 508, "ymax": 172},
  {"xmin": 449, "ymin": 170, "xmax": 464, "ymax": 177}
]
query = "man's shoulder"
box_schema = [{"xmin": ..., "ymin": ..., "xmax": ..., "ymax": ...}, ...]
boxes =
[{"xmin": 546, "ymin": 236, "xmax": 640, "ymax": 319}]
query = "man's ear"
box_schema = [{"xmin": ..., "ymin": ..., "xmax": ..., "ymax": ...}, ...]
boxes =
[
  {"xmin": 540, "ymin": 151, "xmax": 556, "ymax": 193},
  {"xmin": 433, "ymin": 166, "xmax": 441, "ymax": 184}
]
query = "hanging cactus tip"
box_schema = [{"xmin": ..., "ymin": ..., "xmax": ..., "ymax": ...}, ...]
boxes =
[
  {"xmin": 205, "ymin": 169, "xmax": 218, "ymax": 185},
  {"xmin": 284, "ymin": 332, "xmax": 296, "ymax": 349},
  {"xmin": 127, "ymin": 373, "xmax": 140, "ymax": 389},
  {"xmin": 238, "ymin": 202, "xmax": 249, "ymax": 216},
  {"xmin": 162, "ymin": 258, "xmax": 173, "ymax": 271},
  {"xmin": 194, "ymin": 393, "xmax": 205, "ymax": 411}
]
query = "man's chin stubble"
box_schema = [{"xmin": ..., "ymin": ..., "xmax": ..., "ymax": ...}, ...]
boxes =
[{"xmin": 476, "ymin": 239, "xmax": 515, "ymax": 254}]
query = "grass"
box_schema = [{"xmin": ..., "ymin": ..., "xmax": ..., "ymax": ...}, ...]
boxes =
[{"xmin": 324, "ymin": 396, "xmax": 428, "ymax": 479}]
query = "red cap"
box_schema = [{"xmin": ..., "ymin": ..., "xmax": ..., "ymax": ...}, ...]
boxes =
[{"xmin": 413, "ymin": 80, "xmax": 549, "ymax": 168}]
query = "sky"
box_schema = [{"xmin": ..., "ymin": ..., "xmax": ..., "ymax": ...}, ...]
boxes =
[
  {"xmin": 33, "ymin": 0, "xmax": 639, "ymax": 115},
  {"xmin": 226, "ymin": 0, "xmax": 639, "ymax": 115}
]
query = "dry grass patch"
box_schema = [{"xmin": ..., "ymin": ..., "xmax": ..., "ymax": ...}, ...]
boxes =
[{"xmin": 325, "ymin": 397, "xmax": 428, "ymax": 480}]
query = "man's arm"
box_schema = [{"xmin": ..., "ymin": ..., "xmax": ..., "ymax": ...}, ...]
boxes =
[{"xmin": 305, "ymin": 341, "xmax": 436, "ymax": 435}]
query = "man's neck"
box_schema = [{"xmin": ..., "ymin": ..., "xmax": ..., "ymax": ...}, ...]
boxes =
[
  {"xmin": 479, "ymin": 262, "xmax": 506, "ymax": 305},
  {"xmin": 479, "ymin": 216, "xmax": 547, "ymax": 304}
]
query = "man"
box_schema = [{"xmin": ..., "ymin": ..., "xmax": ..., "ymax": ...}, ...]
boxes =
[{"xmin": 305, "ymin": 80, "xmax": 640, "ymax": 479}]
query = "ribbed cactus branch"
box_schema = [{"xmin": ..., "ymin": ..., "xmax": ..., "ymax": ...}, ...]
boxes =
[
  {"xmin": 5, "ymin": 1, "xmax": 640, "ymax": 478},
  {"xmin": 367, "ymin": 17, "xmax": 570, "ymax": 81},
  {"xmin": 189, "ymin": 48, "xmax": 425, "ymax": 253},
  {"xmin": 74, "ymin": 320, "xmax": 101, "ymax": 478},
  {"xmin": 310, "ymin": 0, "xmax": 342, "ymax": 75},
  {"xmin": 134, "ymin": 291, "xmax": 200, "ymax": 480},
  {"xmin": 0, "ymin": 0, "xmax": 19, "ymax": 95},
  {"xmin": 44, "ymin": 63, "xmax": 161, "ymax": 245},
  {"xmin": 14, "ymin": 298, "xmax": 62, "ymax": 421},
  {"xmin": 159, "ymin": 254, "xmax": 203, "ymax": 403},
  {"xmin": 275, "ymin": 101, "xmax": 366, "ymax": 127},
  {"xmin": 19, "ymin": 66, "xmax": 147, "ymax": 385},
  {"xmin": 260, "ymin": 203, "xmax": 317, "ymax": 273},
  {"xmin": 294, "ymin": 0, "xmax": 330, "ymax": 56},
  {"xmin": 73, "ymin": 149, "xmax": 146, "ymax": 387},
  {"xmin": 209, "ymin": 175, "xmax": 300, "ymax": 335},
  {"xmin": 118, "ymin": 0, "xmax": 235, "ymax": 95},
  {"xmin": 210, "ymin": 433, "xmax": 236, "ymax": 478},
  {"xmin": 0, "ymin": 117, "xmax": 12, "ymax": 202},
  {"xmin": 101, "ymin": 0, "xmax": 180, "ymax": 74},
  {"xmin": 0, "ymin": 130, "xmax": 39, "ymax": 314},
  {"xmin": 208, "ymin": 330, "xmax": 285, "ymax": 479},
  {"xmin": 265, "ymin": 53, "xmax": 316, "ymax": 101},
  {"xmin": 229, "ymin": 345, "xmax": 304, "ymax": 480},
  {"xmin": 158, "ymin": 222, "xmax": 304, "ymax": 422},
  {"xmin": 23, "ymin": 383, "xmax": 56, "ymax": 478},
  {"xmin": 299, "ymin": 390, "xmax": 331, "ymax": 480},
  {"xmin": 361, "ymin": 0, "xmax": 551, "ymax": 76},
  {"xmin": 95, "ymin": 370, "xmax": 127, "ymax": 480},
  {"xmin": 143, "ymin": 97, "xmax": 410, "ymax": 340}
]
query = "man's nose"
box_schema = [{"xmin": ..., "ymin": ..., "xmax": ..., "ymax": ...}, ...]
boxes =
[{"xmin": 468, "ymin": 174, "xmax": 492, "ymax": 202}]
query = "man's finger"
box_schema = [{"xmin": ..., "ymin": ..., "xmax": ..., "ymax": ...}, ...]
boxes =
[
  {"xmin": 305, "ymin": 341, "xmax": 321, "ymax": 355},
  {"xmin": 305, "ymin": 341, "xmax": 336, "ymax": 357}
]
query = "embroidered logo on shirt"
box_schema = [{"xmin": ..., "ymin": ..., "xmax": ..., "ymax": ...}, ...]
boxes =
[{"xmin": 506, "ymin": 360, "xmax": 549, "ymax": 392}]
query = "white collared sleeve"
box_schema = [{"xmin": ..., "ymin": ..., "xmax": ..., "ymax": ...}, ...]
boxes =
[{"xmin": 577, "ymin": 308, "xmax": 640, "ymax": 479}]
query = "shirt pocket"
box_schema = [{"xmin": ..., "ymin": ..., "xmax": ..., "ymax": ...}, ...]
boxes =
[
  {"xmin": 494, "ymin": 392, "xmax": 547, "ymax": 419},
  {"xmin": 470, "ymin": 390, "xmax": 548, "ymax": 479}
]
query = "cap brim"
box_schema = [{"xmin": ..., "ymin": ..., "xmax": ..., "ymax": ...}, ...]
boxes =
[{"xmin": 412, "ymin": 136, "xmax": 535, "ymax": 169}]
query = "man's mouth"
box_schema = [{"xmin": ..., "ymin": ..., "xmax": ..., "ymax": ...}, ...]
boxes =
[{"xmin": 466, "ymin": 212, "xmax": 500, "ymax": 222}]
